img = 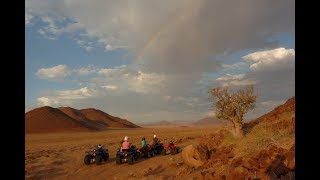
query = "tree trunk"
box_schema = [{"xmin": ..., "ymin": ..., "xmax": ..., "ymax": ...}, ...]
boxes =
[{"xmin": 232, "ymin": 119, "xmax": 244, "ymax": 138}]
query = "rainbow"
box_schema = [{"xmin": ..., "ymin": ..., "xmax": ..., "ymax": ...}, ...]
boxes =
[{"xmin": 136, "ymin": 0, "xmax": 203, "ymax": 60}]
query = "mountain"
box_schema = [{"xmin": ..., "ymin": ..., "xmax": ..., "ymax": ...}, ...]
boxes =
[
  {"xmin": 192, "ymin": 116, "xmax": 226, "ymax": 126},
  {"xmin": 79, "ymin": 108, "xmax": 140, "ymax": 128},
  {"xmin": 25, "ymin": 106, "xmax": 140, "ymax": 133}
]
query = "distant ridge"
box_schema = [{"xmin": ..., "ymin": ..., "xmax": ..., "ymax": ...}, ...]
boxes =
[{"xmin": 191, "ymin": 116, "xmax": 226, "ymax": 126}]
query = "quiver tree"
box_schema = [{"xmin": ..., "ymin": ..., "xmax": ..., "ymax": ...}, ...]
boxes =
[{"xmin": 210, "ymin": 85, "xmax": 257, "ymax": 138}]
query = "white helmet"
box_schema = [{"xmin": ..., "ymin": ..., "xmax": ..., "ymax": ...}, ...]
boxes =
[
  {"xmin": 124, "ymin": 136, "xmax": 128, "ymax": 141},
  {"xmin": 153, "ymin": 134, "xmax": 156, "ymax": 138},
  {"xmin": 98, "ymin": 144, "xmax": 102, "ymax": 148}
]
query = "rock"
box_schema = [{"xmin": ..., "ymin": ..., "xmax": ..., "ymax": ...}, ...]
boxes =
[
  {"xmin": 227, "ymin": 166, "xmax": 249, "ymax": 180},
  {"xmin": 196, "ymin": 144, "xmax": 210, "ymax": 161},
  {"xmin": 242, "ymin": 158, "xmax": 259, "ymax": 171},
  {"xmin": 204, "ymin": 172, "xmax": 215, "ymax": 180},
  {"xmin": 284, "ymin": 151, "xmax": 295, "ymax": 170},
  {"xmin": 181, "ymin": 145, "xmax": 205, "ymax": 168},
  {"xmin": 219, "ymin": 175, "xmax": 226, "ymax": 180},
  {"xmin": 266, "ymin": 160, "xmax": 290, "ymax": 179}
]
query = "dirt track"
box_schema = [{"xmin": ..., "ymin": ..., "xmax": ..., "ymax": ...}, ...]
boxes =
[{"xmin": 25, "ymin": 126, "xmax": 221, "ymax": 179}]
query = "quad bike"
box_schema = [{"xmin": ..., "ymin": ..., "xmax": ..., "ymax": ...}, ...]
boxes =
[
  {"xmin": 161, "ymin": 142, "xmax": 179, "ymax": 155},
  {"xmin": 84, "ymin": 145, "xmax": 109, "ymax": 165},
  {"xmin": 138, "ymin": 144, "xmax": 155, "ymax": 158},
  {"xmin": 151, "ymin": 143, "xmax": 164, "ymax": 155},
  {"xmin": 116, "ymin": 145, "xmax": 140, "ymax": 165}
]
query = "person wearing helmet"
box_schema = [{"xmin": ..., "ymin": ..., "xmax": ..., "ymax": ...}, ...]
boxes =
[
  {"xmin": 121, "ymin": 136, "xmax": 131, "ymax": 152},
  {"xmin": 141, "ymin": 137, "xmax": 147, "ymax": 149},
  {"xmin": 152, "ymin": 134, "xmax": 159, "ymax": 145}
]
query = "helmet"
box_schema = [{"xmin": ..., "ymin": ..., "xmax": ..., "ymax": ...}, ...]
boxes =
[
  {"xmin": 124, "ymin": 136, "xmax": 128, "ymax": 141},
  {"xmin": 142, "ymin": 137, "xmax": 145, "ymax": 140},
  {"xmin": 98, "ymin": 144, "xmax": 102, "ymax": 148},
  {"xmin": 153, "ymin": 134, "xmax": 156, "ymax": 138}
]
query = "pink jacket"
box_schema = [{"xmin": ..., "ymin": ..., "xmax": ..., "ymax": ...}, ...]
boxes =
[{"xmin": 122, "ymin": 141, "xmax": 130, "ymax": 149}]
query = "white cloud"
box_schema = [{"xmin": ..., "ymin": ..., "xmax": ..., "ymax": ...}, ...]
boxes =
[
  {"xmin": 222, "ymin": 79, "xmax": 256, "ymax": 87},
  {"xmin": 74, "ymin": 65, "xmax": 97, "ymax": 75},
  {"xmin": 36, "ymin": 64, "xmax": 71, "ymax": 80},
  {"xmin": 98, "ymin": 65, "xmax": 132, "ymax": 77},
  {"xmin": 129, "ymin": 71, "xmax": 166, "ymax": 94},
  {"xmin": 56, "ymin": 87, "xmax": 95, "ymax": 100},
  {"xmin": 216, "ymin": 73, "xmax": 256, "ymax": 87},
  {"xmin": 243, "ymin": 48, "xmax": 295, "ymax": 71},
  {"xmin": 216, "ymin": 74, "xmax": 245, "ymax": 81},
  {"xmin": 37, "ymin": 97, "xmax": 59, "ymax": 106},
  {"xmin": 25, "ymin": 13, "xmax": 33, "ymax": 25},
  {"xmin": 102, "ymin": 85, "xmax": 118, "ymax": 90},
  {"xmin": 222, "ymin": 62, "xmax": 247, "ymax": 70},
  {"xmin": 75, "ymin": 38, "xmax": 94, "ymax": 52},
  {"xmin": 37, "ymin": 87, "xmax": 97, "ymax": 107}
]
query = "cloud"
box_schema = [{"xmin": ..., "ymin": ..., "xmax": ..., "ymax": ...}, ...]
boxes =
[
  {"xmin": 36, "ymin": 65, "xmax": 98, "ymax": 81},
  {"xmin": 25, "ymin": 13, "xmax": 33, "ymax": 25},
  {"xmin": 37, "ymin": 87, "xmax": 97, "ymax": 107},
  {"xmin": 102, "ymin": 85, "xmax": 118, "ymax": 90},
  {"xmin": 222, "ymin": 62, "xmax": 248, "ymax": 70},
  {"xmin": 129, "ymin": 71, "xmax": 166, "ymax": 94},
  {"xmin": 27, "ymin": 1, "xmax": 294, "ymax": 122},
  {"xmin": 216, "ymin": 74, "xmax": 256, "ymax": 87},
  {"xmin": 56, "ymin": 87, "xmax": 95, "ymax": 100},
  {"xmin": 37, "ymin": 97, "xmax": 59, "ymax": 106},
  {"xmin": 26, "ymin": 0, "xmax": 294, "ymax": 74},
  {"xmin": 75, "ymin": 39, "xmax": 94, "ymax": 52},
  {"xmin": 243, "ymin": 48, "xmax": 295, "ymax": 101},
  {"xmin": 216, "ymin": 74, "xmax": 245, "ymax": 81},
  {"xmin": 243, "ymin": 48, "xmax": 295, "ymax": 71},
  {"xmin": 222, "ymin": 79, "xmax": 257, "ymax": 87},
  {"xmin": 36, "ymin": 64, "xmax": 72, "ymax": 80},
  {"xmin": 74, "ymin": 65, "xmax": 97, "ymax": 75}
]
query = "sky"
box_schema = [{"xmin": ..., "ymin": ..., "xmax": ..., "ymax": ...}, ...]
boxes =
[{"xmin": 25, "ymin": 0, "xmax": 295, "ymax": 124}]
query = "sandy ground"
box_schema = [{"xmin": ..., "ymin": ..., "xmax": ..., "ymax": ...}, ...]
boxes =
[{"xmin": 25, "ymin": 125, "xmax": 222, "ymax": 179}]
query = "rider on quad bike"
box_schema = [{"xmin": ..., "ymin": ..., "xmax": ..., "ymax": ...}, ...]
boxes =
[
  {"xmin": 161, "ymin": 140, "xmax": 179, "ymax": 155},
  {"xmin": 138, "ymin": 137, "xmax": 155, "ymax": 158},
  {"xmin": 84, "ymin": 144, "xmax": 109, "ymax": 165},
  {"xmin": 116, "ymin": 136, "xmax": 139, "ymax": 165},
  {"xmin": 152, "ymin": 134, "xmax": 164, "ymax": 155}
]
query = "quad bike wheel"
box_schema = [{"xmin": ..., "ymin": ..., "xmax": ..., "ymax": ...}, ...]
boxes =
[
  {"xmin": 104, "ymin": 153, "xmax": 109, "ymax": 161},
  {"xmin": 116, "ymin": 154, "xmax": 121, "ymax": 164},
  {"xmin": 161, "ymin": 149, "xmax": 166, "ymax": 155},
  {"xmin": 171, "ymin": 148, "xmax": 177, "ymax": 155},
  {"xmin": 128, "ymin": 155, "xmax": 134, "ymax": 165},
  {"xmin": 84, "ymin": 155, "xmax": 91, "ymax": 165},
  {"xmin": 95, "ymin": 155, "xmax": 102, "ymax": 165}
]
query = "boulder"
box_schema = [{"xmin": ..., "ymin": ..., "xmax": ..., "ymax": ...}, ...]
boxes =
[{"xmin": 181, "ymin": 145, "xmax": 205, "ymax": 168}]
